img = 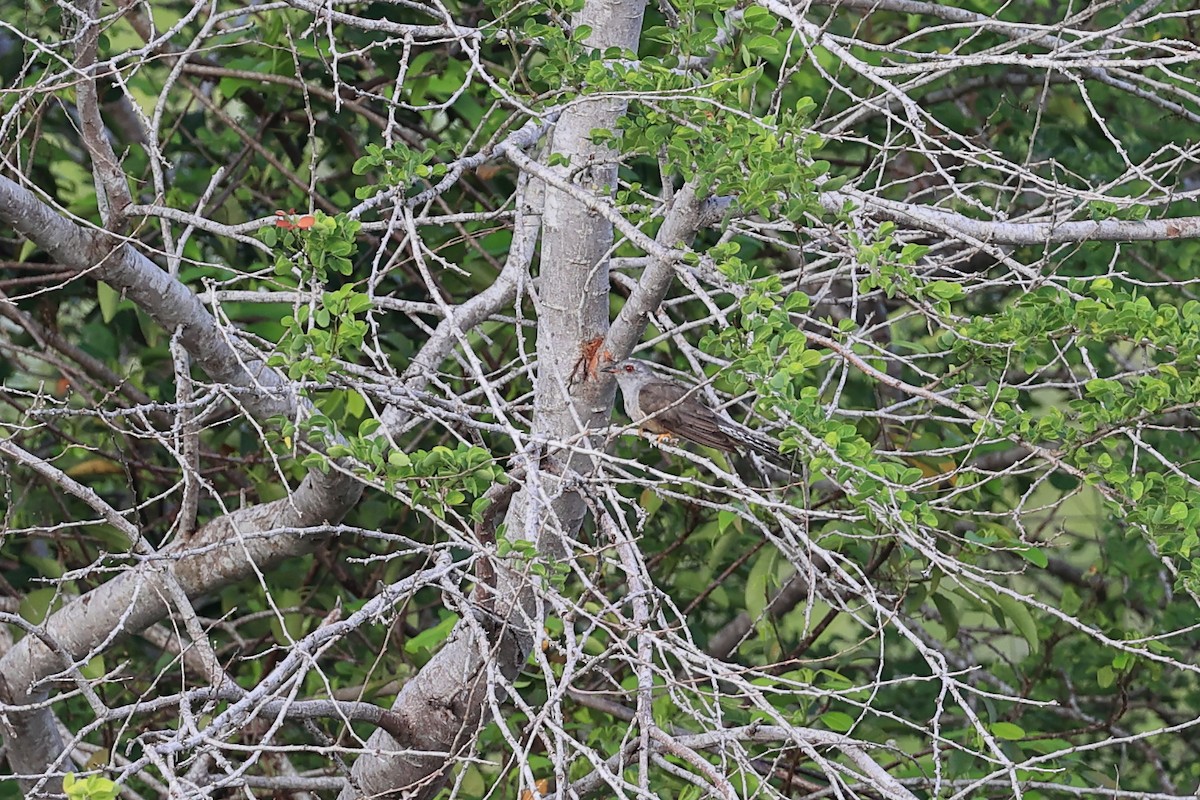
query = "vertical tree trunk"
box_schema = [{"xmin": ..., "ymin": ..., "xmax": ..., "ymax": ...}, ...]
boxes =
[{"xmin": 341, "ymin": 1, "xmax": 649, "ymax": 796}]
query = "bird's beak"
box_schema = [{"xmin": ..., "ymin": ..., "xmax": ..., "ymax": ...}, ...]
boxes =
[{"xmin": 600, "ymin": 363, "xmax": 619, "ymax": 374}]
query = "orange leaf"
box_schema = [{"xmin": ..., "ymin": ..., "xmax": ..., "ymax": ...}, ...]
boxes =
[
  {"xmin": 275, "ymin": 210, "xmax": 315, "ymax": 229},
  {"xmin": 519, "ymin": 779, "xmax": 551, "ymax": 800}
]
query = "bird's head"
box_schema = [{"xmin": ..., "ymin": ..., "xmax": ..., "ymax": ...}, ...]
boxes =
[{"xmin": 601, "ymin": 359, "xmax": 655, "ymax": 380}]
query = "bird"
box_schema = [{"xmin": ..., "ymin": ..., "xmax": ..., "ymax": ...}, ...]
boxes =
[{"xmin": 601, "ymin": 359, "xmax": 781, "ymax": 460}]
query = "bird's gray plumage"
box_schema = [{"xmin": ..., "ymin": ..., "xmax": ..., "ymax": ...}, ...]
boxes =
[{"xmin": 603, "ymin": 359, "xmax": 781, "ymax": 459}]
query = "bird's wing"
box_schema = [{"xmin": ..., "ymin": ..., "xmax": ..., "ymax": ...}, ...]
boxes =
[{"xmin": 638, "ymin": 380, "xmax": 739, "ymax": 452}]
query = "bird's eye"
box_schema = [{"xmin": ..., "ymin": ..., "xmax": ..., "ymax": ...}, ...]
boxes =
[{"xmin": 623, "ymin": 365, "xmax": 633, "ymax": 372}]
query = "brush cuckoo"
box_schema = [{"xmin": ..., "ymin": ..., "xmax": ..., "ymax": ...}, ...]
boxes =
[{"xmin": 602, "ymin": 359, "xmax": 780, "ymax": 459}]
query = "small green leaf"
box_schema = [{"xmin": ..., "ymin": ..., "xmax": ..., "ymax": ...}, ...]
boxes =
[
  {"xmin": 97, "ymin": 282, "xmax": 120, "ymax": 322},
  {"xmin": 1060, "ymin": 585, "xmax": 1082, "ymax": 616},
  {"xmin": 990, "ymin": 721, "xmax": 1025, "ymax": 741},
  {"xmin": 404, "ymin": 613, "xmax": 459, "ymax": 654},
  {"xmin": 926, "ymin": 280, "xmax": 964, "ymax": 301},
  {"xmin": 932, "ymin": 592, "xmax": 959, "ymax": 639},
  {"xmin": 746, "ymin": 34, "xmax": 782, "ymax": 57},
  {"xmin": 1017, "ymin": 545, "xmax": 1048, "ymax": 568},
  {"xmin": 821, "ymin": 711, "xmax": 854, "ymax": 732},
  {"xmin": 994, "ymin": 594, "xmax": 1039, "ymax": 654}
]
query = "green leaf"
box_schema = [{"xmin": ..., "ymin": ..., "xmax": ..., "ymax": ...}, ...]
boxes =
[
  {"xmin": 990, "ymin": 721, "xmax": 1025, "ymax": 740},
  {"xmin": 926, "ymin": 280, "xmax": 964, "ymax": 301},
  {"xmin": 994, "ymin": 593, "xmax": 1039, "ymax": 655},
  {"xmin": 932, "ymin": 592, "xmax": 959, "ymax": 639},
  {"xmin": 79, "ymin": 654, "xmax": 106, "ymax": 680},
  {"xmin": 745, "ymin": 551, "xmax": 776, "ymax": 620},
  {"xmin": 63, "ymin": 773, "xmax": 118, "ymax": 800},
  {"xmin": 404, "ymin": 613, "xmax": 459, "ymax": 655},
  {"xmin": 746, "ymin": 34, "xmax": 782, "ymax": 58},
  {"xmin": 821, "ymin": 711, "xmax": 854, "ymax": 732},
  {"xmin": 1017, "ymin": 545, "xmax": 1048, "ymax": 568},
  {"xmin": 97, "ymin": 282, "xmax": 120, "ymax": 322},
  {"xmin": 1060, "ymin": 585, "xmax": 1082, "ymax": 616}
]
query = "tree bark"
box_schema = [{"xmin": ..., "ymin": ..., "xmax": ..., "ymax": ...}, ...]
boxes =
[{"xmin": 341, "ymin": 1, "xmax": 653, "ymax": 796}]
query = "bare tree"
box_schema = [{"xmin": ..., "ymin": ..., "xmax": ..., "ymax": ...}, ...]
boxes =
[{"xmin": 3, "ymin": 0, "xmax": 1200, "ymax": 798}]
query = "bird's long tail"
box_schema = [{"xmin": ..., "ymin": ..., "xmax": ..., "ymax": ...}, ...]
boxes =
[{"xmin": 721, "ymin": 422, "xmax": 790, "ymax": 467}]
